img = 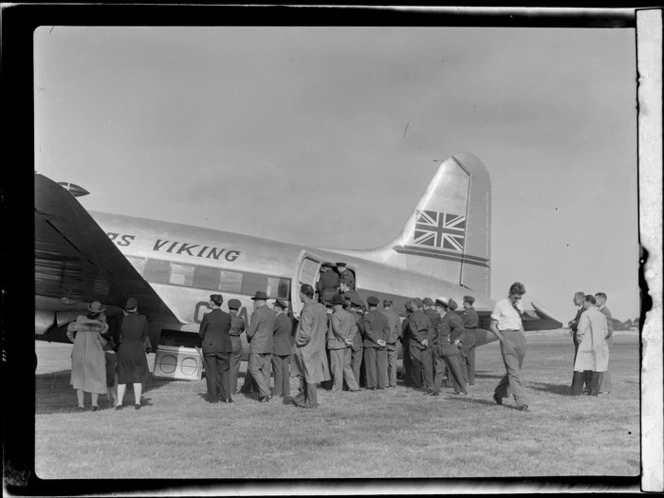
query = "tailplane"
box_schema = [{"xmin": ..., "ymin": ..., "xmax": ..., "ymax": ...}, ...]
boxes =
[{"xmin": 349, "ymin": 153, "xmax": 491, "ymax": 294}]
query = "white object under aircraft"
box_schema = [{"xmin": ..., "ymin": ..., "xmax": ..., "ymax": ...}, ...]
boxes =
[{"xmin": 35, "ymin": 153, "xmax": 562, "ymax": 357}]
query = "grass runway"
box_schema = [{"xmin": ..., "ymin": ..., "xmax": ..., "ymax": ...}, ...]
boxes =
[{"xmin": 35, "ymin": 330, "xmax": 640, "ymax": 480}]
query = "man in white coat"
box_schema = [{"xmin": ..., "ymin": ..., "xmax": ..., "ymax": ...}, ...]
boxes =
[
  {"xmin": 571, "ymin": 295, "xmax": 609, "ymax": 396},
  {"xmin": 595, "ymin": 292, "xmax": 613, "ymax": 395}
]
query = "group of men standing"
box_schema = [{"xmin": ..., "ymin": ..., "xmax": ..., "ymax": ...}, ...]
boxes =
[{"xmin": 568, "ymin": 291, "xmax": 613, "ymax": 396}]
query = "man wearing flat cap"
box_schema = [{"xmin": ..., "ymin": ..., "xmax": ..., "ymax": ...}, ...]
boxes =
[
  {"xmin": 271, "ymin": 299, "xmax": 293, "ymax": 397},
  {"xmin": 198, "ymin": 294, "xmax": 234, "ymax": 404},
  {"xmin": 381, "ymin": 299, "xmax": 402, "ymax": 388},
  {"xmin": 227, "ymin": 299, "xmax": 245, "ymax": 395},
  {"xmin": 336, "ymin": 262, "xmax": 355, "ymax": 290},
  {"xmin": 327, "ymin": 294, "xmax": 360, "ymax": 392},
  {"xmin": 362, "ymin": 296, "xmax": 391, "ymax": 389},
  {"xmin": 290, "ymin": 284, "xmax": 331, "ymax": 408},
  {"xmin": 245, "ymin": 291, "xmax": 277, "ymax": 402}
]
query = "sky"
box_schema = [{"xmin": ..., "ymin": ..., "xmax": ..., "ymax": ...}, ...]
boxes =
[{"xmin": 34, "ymin": 24, "xmax": 640, "ymax": 322}]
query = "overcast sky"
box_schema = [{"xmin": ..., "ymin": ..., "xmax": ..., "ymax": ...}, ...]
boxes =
[{"xmin": 34, "ymin": 25, "xmax": 639, "ymax": 322}]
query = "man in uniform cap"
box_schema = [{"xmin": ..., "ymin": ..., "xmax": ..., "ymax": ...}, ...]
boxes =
[
  {"xmin": 245, "ymin": 291, "xmax": 277, "ymax": 402},
  {"xmin": 317, "ymin": 263, "xmax": 340, "ymax": 304},
  {"xmin": 227, "ymin": 299, "xmax": 245, "ymax": 395},
  {"xmin": 271, "ymin": 299, "xmax": 293, "ymax": 397},
  {"xmin": 430, "ymin": 297, "xmax": 467, "ymax": 396},
  {"xmin": 327, "ymin": 294, "xmax": 360, "ymax": 392},
  {"xmin": 406, "ymin": 300, "xmax": 434, "ymax": 389},
  {"xmin": 362, "ymin": 296, "xmax": 391, "ymax": 389},
  {"xmin": 458, "ymin": 296, "xmax": 479, "ymax": 386},
  {"xmin": 289, "ymin": 284, "xmax": 331, "ymax": 408},
  {"xmin": 381, "ymin": 299, "xmax": 402, "ymax": 388},
  {"xmin": 422, "ymin": 297, "xmax": 439, "ymax": 390},
  {"xmin": 348, "ymin": 296, "xmax": 366, "ymax": 386},
  {"xmin": 336, "ymin": 262, "xmax": 356, "ymax": 290}
]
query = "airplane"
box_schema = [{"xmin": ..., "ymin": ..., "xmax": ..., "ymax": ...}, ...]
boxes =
[{"xmin": 35, "ymin": 152, "xmax": 562, "ymax": 371}]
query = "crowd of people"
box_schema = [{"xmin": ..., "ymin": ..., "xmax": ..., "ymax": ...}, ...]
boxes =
[
  {"xmin": 567, "ymin": 291, "xmax": 613, "ymax": 396},
  {"xmin": 63, "ymin": 259, "xmax": 615, "ymax": 412}
]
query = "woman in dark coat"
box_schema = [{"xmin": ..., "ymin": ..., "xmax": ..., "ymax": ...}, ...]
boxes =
[{"xmin": 116, "ymin": 297, "xmax": 150, "ymax": 409}]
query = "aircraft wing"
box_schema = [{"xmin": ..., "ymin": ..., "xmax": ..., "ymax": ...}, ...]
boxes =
[
  {"xmin": 522, "ymin": 301, "xmax": 563, "ymax": 331},
  {"xmin": 35, "ymin": 173, "xmax": 180, "ymax": 326}
]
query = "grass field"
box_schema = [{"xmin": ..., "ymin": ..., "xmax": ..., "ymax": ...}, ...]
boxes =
[{"xmin": 34, "ymin": 330, "xmax": 640, "ymax": 482}]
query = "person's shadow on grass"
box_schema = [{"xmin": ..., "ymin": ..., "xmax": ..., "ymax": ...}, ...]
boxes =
[{"xmin": 527, "ymin": 381, "xmax": 573, "ymax": 396}]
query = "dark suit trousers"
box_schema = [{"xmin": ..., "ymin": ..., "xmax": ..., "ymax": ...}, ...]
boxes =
[
  {"xmin": 248, "ymin": 353, "xmax": 272, "ymax": 398},
  {"xmin": 271, "ymin": 354, "xmax": 291, "ymax": 396},
  {"xmin": 571, "ymin": 340, "xmax": 590, "ymax": 389},
  {"xmin": 572, "ymin": 371, "xmax": 600, "ymax": 395},
  {"xmin": 401, "ymin": 342, "xmax": 412, "ymax": 386},
  {"xmin": 203, "ymin": 352, "xmax": 231, "ymax": 402},
  {"xmin": 409, "ymin": 343, "xmax": 433, "ymax": 389},
  {"xmin": 494, "ymin": 330, "xmax": 528, "ymax": 407},
  {"xmin": 434, "ymin": 353, "xmax": 467, "ymax": 394}
]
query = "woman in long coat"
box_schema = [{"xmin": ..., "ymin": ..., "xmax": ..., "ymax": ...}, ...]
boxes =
[
  {"xmin": 572, "ymin": 298, "xmax": 609, "ymax": 396},
  {"xmin": 116, "ymin": 297, "xmax": 150, "ymax": 409},
  {"xmin": 66, "ymin": 301, "xmax": 109, "ymax": 411}
]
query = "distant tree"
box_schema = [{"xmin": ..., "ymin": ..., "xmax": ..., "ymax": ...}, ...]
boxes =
[
  {"xmin": 633, "ymin": 317, "xmax": 640, "ymax": 328},
  {"xmin": 612, "ymin": 318, "xmax": 626, "ymax": 331},
  {"xmin": 624, "ymin": 319, "xmax": 632, "ymax": 328}
]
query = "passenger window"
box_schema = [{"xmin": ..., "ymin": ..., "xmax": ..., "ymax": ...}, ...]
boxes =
[
  {"xmin": 194, "ymin": 265, "xmax": 220, "ymax": 290},
  {"xmin": 267, "ymin": 277, "xmax": 290, "ymax": 299},
  {"xmin": 241, "ymin": 273, "xmax": 267, "ymax": 296},
  {"xmin": 170, "ymin": 263, "xmax": 195, "ymax": 286},
  {"xmin": 126, "ymin": 256, "xmax": 145, "ymax": 276},
  {"xmin": 219, "ymin": 270, "xmax": 243, "ymax": 293},
  {"xmin": 144, "ymin": 259, "xmax": 170, "ymax": 284}
]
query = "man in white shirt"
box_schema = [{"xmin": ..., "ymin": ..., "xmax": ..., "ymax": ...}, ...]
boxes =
[{"xmin": 489, "ymin": 282, "xmax": 529, "ymax": 411}]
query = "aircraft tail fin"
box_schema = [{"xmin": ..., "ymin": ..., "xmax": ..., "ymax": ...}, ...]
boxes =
[{"xmin": 351, "ymin": 153, "xmax": 491, "ymax": 294}]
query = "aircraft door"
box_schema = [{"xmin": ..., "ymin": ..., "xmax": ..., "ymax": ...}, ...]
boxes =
[{"xmin": 291, "ymin": 250, "xmax": 324, "ymax": 317}]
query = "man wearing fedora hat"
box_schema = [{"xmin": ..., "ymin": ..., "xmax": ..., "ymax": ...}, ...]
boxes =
[
  {"xmin": 271, "ymin": 299, "xmax": 293, "ymax": 397},
  {"xmin": 66, "ymin": 301, "xmax": 109, "ymax": 411},
  {"xmin": 407, "ymin": 300, "xmax": 434, "ymax": 390},
  {"xmin": 317, "ymin": 263, "xmax": 340, "ymax": 304},
  {"xmin": 336, "ymin": 262, "xmax": 355, "ymax": 290},
  {"xmin": 246, "ymin": 291, "xmax": 277, "ymax": 402},
  {"xmin": 381, "ymin": 299, "xmax": 402, "ymax": 388},
  {"xmin": 348, "ymin": 296, "xmax": 366, "ymax": 387}
]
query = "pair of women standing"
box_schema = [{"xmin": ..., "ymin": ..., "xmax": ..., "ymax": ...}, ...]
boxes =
[{"xmin": 67, "ymin": 297, "xmax": 150, "ymax": 411}]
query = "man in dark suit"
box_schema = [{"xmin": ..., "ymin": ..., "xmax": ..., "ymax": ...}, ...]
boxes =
[
  {"xmin": 246, "ymin": 291, "xmax": 277, "ymax": 402},
  {"xmin": 198, "ymin": 294, "xmax": 233, "ymax": 403},
  {"xmin": 271, "ymin": 299, "xmax": 293, "ymax": 397},
  {"xmin": 422, "ymin": 297, "xmax": 441, "ymax": 387},
  {"xmin": 317, "ymin": 263, "xmax": 340, "ymax": 304},
  {"xmin": 407, "ymin": 300, "xmax": 434, "ymax": 389},
  {"xmin": 363, "ymin": 296, "xmax": 391, "ymax": 389},
  {"xmin": 400, "ymin": 300, "xmax": 413, "ymax": 387}
]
